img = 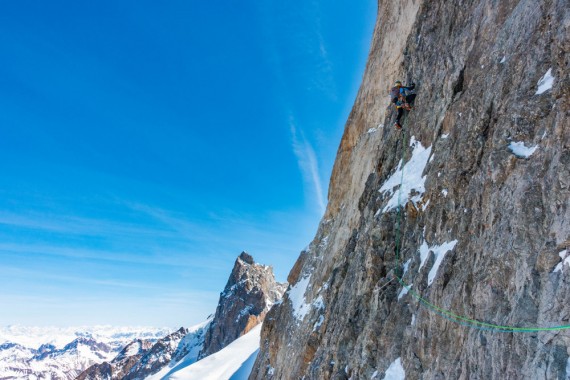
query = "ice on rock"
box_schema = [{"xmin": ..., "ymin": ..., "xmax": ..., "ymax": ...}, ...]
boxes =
[
  {"xmin": 554, "ymin": 250, "xmax": 569, "ymax": 273},
  {"xmin": 382, "ymin": 358, "xmax": 405, "ymax": 380},
  {"xmin": 378, "ymin": 137, "xmax": 432, "ymax": 213},
  {"xmin": 288, "ymin": 275, "xmax": 312, "ymax": 321},
  {"xmin": 397, "ymin": 284, "xmax": 413, "ymax": 300},
  {"xmin": 535, "ymin": 68, "xmax": 554, "ymax": 95},
  {"xmin": 419, "ymin": 240, "xmax": 458, "ymax": 286},
  {"xmin": 508, "ymin": 141, "xmax": 538, "ymax": 158}
]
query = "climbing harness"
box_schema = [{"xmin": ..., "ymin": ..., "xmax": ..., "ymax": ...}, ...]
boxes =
[{"xmin": 392, "ymin": 129, "xmax": 570, "ymax": 333}]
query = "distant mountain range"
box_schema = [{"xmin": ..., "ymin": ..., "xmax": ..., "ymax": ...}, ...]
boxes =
[
  {"xmin": 0, "ymin": 326, "xmax": 172, "ymax": 379},
  {"xmin": 0, "ymin": 252, "xmax": 285, "ymax": 380}
]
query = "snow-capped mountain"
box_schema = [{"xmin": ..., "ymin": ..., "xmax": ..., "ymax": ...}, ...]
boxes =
[
  {"xmin": 2, "ymin": 252, "xmax": 285, "ymax": 380},
  {"xmin": 199, "ymin": 252, "xmax": 286, "ymax": 359},
  {"xmin": 76, "ymin": 338, "xmax": 155, "ymax": 380},
  {"xmin": 0, "ymin": 326, "xmax": 172, "ymax": 352},
  {"xmin": 77, "ymin": 252, "xmax": 285, "ymax": 380},
  {"xmin": 78, "ymin": 321, "xmax": 209, "ymax": 380},
  {"xmin": 0, "ymin": 326, "xmax": 172, "ymax": 380}
]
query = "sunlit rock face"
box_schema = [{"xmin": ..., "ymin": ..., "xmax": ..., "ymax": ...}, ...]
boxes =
[
  {"xmin": 199, "ymin": 252, "xmax": 287, "ymax": 359},
  {"xmin": 250, "ymin": 0, "xmax": 570, "ymax": 379}
]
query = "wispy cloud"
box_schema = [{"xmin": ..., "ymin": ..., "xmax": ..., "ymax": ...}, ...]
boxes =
[
  {"xmin": 0, "ymin": 290, "xmax": 219, "ymax": 327},
  {"xmin": 257, "ymin": 1, "xmax": 336, "ymax": 102},
  {"xmin": 0, "ymin": 211, "xmax": 173, "ymax": 239},
  {"xmin": 0, "ymin": 206, "xmax": 241, "ymax": 269},
  {"xmin": 0, "ymin": 241, "xmax": 226, "ymax": 270},
  {"xmin": 0, "ymin": 265, "xmax": 169, "ymax": 291},
  {"xmin": 289, "ymin": 119, "xmax": 326, "ymax": 215},
  {"xmin": 310, "ymin": 1, "xmax": 337, "ymax": 100},
  {"xmin": 126, "ymin": 202, "xmax": 315, "ymax": 254},
  {"xmin": 0, "ymin": 199, "xmax": 316, "ymax": 276}
]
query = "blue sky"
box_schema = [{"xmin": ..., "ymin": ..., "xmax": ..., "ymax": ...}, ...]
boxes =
[{"xmin": 0, "ymin": 1, "xmax": 375, "ymax": 327}]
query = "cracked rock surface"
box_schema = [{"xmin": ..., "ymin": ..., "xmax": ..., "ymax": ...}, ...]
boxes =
[{"xmin": 250, "ymin": 0, "xmax": 570, "ymax": 379}]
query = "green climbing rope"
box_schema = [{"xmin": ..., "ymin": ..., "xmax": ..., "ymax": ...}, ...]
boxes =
[{"xmin": 392, "ymin": 129, "xmax": 570, "ymax": 333}]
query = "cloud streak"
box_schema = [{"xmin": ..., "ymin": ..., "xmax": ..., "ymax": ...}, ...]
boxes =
[
  {"xmin": 0, "ymin": 265, "xmax": 170, "ymax": 291},
  {"xmin": 310, "ymin": 0, "xmax": 337, "ymax": 101},
  {"xmin": 290, "ymin": 119, "xmax": 326, "ymax": 215}
]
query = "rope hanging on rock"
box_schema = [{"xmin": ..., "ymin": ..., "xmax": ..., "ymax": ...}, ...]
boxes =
[{"xmin": 392, "ymin": 129, "xmax": 570, "ymax": 333}]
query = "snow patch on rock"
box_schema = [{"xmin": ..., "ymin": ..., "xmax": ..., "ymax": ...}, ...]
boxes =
[
  {"xmin": 378, "ymin": 137, "xmax": 432, "ymax": 213},
  {"xmin": 313, "ymin": 295, "xmax": 325, "ymax": 310},
  {"xmin": 554, "ymin": 249, "xmax": 569, "ymax": 273},
  {"xmin": 403, "ymin": 259, "xmax": 411, "ymax": 276},
  {"xmin": 398, "ymin": 284, "xmax": 413, "ymax": 301},
  {"xmin": 313, "ymin": 315, "xmax": 325, "ymax": 332},
  {"xmin": 508, "ymin": 141, "xmax": 538, "ymax": 158},
  {"xmin": 382, "ymin": 357, "xmax": 405, "ymax": 380},
  {"xmin": 419, "ymin": 240, "xmax": 458, "ymax": 286},
  {"xmin": 288, "ymin": 275, "xmax": 312, "ymax": 321},
  {"xmin": 535, "ymin": 68, "xmax": 554, "ymax": 95}
]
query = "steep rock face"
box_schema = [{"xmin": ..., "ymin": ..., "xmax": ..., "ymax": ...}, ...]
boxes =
[
  {"xmin": 251, "ymin": 0, "xmax": 569, "ymax": 379},
  {"xmin": 199, "ymin": 252, "xmax": 287, "ymax": 359}
]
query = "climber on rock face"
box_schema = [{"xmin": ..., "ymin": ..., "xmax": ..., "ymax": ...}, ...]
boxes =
[{"xmin": 390, "ymin": 80, "xmax": 416, "ymax": 129}]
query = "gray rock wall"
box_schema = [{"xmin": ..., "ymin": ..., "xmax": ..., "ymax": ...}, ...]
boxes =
[{"xmin": 250, "ymin": 0, "xmax": 570, "ymax": 379}]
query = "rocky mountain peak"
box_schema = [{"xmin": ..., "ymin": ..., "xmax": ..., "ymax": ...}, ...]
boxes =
[
  {"xmin": 112, "ymin": 338, "xmax": 154, "ymax": 362},
  {"xmin": 37, "ymin": 343, "xmax": 56, "ymax": 355},
  {"xmin": 224, "ymin": 251, "xmax": 260, "ymax": 290},
  {"xmin": 75, "ymin": 252, "xmax": 284, "ymax": 380},
  {"xmin": 238, "ymin": 251, "xmax": 255, "ymax": 265},
  {"xmin": 198, "ymin": 252, "xmax": 287, "ymax": 359}
]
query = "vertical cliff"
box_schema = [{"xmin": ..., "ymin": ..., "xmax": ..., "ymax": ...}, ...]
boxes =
[{"xmin": 251, "ymin": 0, "xmax": 570, "ymax": 379}]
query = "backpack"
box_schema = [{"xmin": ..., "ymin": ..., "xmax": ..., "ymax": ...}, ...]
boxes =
[{"xmin": 390, "ymin": 86, "xmax": 400, "ymax": 99}]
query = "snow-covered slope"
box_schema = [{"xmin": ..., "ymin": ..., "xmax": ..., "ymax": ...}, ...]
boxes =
[{"xmin": 147, "ymin": 324, "xmax": 261, "ymax": 380}]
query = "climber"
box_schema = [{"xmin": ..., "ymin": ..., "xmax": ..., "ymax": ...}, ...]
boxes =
[{"xmin": 390, "ymin": 80, "xmax": 416, "ymax": 129}]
